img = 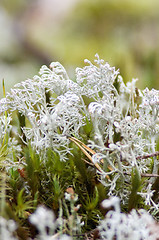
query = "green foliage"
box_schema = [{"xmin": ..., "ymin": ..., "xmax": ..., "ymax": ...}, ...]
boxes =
[
  {"xmin": 128, "ymin": 167, "xmax": 142, "ymax": 211},
  {"xmin": 13, "ymin": 188, "xmax": 35, "ymax": 219}
]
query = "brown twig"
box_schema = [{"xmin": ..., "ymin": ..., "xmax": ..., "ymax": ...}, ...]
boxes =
[
  {"xmin": 69, "ymin": 137, "xmax": 113, "ymax": 179},
  {"xmin": 136, "ymin": 151, "xmax": 159, "ymax": 160},
  {"xmin": 140, "ymin": 173, "xmax": 159, "ymax": 178},
  {"xmin": 81, "ymin": 158, "xmax": 94, "ymax": 166},
  {"xmin": 69, "ymin": 137, "xmax": 103, "ymax": 173},
  {"xmin": 124, "ymin": 172, "xmax": 159, "ymax": 178}
]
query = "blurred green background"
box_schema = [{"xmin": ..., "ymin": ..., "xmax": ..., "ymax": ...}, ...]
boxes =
[{"xmin": 0, "ymin": 0, "xmax": 159, "ymax": 98}]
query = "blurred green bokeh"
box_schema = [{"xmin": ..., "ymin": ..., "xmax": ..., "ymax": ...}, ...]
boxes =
[{"xmin": 0, "ymin": 0, "xmax": 159, "ymax": 98}]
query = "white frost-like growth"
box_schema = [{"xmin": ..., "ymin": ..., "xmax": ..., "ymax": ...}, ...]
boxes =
[{"xmin": 99, "ymin": 197, "xmax": 158, "ymax": 240}]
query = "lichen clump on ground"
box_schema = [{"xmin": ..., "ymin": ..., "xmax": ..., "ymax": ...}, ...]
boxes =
[{"xmin": 0, "ymin": 55, "xmax": 158, "ymax": 239}]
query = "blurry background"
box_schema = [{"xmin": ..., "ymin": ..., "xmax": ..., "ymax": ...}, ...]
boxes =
[{"xmin": 0, "ymin": 0, "xmax": 159, "ymax": 98}]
